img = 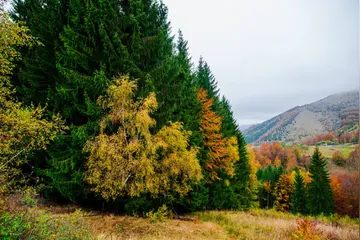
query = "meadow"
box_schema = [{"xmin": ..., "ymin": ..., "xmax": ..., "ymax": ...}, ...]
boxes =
[
  {"xmin": 306, "ymin": 144, "xmax": 355, "ymax": 158},
  {"xmin": 38, "ymin": 206, "xmax": 359, "ymax": 240}
]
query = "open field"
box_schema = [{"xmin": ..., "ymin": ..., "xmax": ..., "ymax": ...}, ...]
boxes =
[
  {"xmin": 43, "ymin": 206, "xmax": 359, "ymax": 240},
  {"xmin": 306, "ymin": 144, "xmax": 356, "ymax": 158}
]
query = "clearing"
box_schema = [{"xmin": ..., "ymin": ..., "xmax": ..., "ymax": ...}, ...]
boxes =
[{"xmin": 306, "ymin": 144, "xmax": 356, "ymax": 158}]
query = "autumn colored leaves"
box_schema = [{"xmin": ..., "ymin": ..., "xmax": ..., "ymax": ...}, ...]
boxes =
[
  {"xmin": 197, "ymin": 89, "xmax": 239, "ymax": 182},
  {"xmin": 84, "ymin": 78, "xmax": 240, "ymax": 200},
  {"xmin": 85, "ymin": 77, "xmax": 202, "ymax": 200}
]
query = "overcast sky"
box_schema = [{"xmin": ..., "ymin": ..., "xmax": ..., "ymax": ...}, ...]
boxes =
[{"xmin": 164, "ymin": 0, "xmax": 359, "ymax": 125}]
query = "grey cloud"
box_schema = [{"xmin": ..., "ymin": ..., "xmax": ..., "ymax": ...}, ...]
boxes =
[{"xmin": 164, "ymin": 0, "xmax": 359, "ymax": 125}]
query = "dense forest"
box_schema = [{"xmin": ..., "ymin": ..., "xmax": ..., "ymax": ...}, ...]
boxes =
[
  {"xmin": 1, "ymin": 0, "xmax": 359, "ymax": 239},
  {"xmin": 1, "ymin": 0, "xmax": 252, "ymax": 213}
]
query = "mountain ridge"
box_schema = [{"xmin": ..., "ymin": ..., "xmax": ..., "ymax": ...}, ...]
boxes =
[{"xmin": 243, "ymin": 91, "xmax": 359, "ymax": 144}]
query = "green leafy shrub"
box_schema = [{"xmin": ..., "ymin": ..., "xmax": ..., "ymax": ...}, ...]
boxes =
[
  {"xmin": 145, "ymin": 204, "xmax": 173, "ymax": 223},
  {"xmin": 0, "ymin": 209, "xmax": 94, "ymax": 240}
]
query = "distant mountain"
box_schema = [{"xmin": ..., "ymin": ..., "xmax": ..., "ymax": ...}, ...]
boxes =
[
  {"xmin": 243, "ymin": 91, "xmax": 359, "ymax": 144},
  {"xmin": 239, "ymin": 124, "xmax": 255, "ymax": 131}
]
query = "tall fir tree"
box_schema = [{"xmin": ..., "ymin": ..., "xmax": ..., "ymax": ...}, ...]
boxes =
[
  {"xmin": 307, "ymin": 148, "xmax": 334, "ymax": 215},
  {"xmin": 292, "ymin": 168, "xmax": 308, "ymax": 214},
  {"xmin": 195, "ymin": 57, "xmax": 219, "ymax": 100}
]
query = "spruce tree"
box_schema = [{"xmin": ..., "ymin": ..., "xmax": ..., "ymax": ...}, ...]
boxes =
[
  {"xmin": 292, "ymin": 169, "xmax": 308, "ymax": 214},
  {"xmin": 307, "ymin": 148, "xmax": 334, "ymax": 215},
  {"xmin": 195, "ymin": 57, "xmax": 219, "ymax": 100}
]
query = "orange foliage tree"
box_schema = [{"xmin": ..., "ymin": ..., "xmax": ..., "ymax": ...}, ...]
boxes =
[
  {"xmin": 347, "ymin": 145, "xmax": 360, "ymax": 169},
  {"xmin": 197, "ymin": 89, "xmax": 239, "ymax": 181},
  {"xmin": 330, "ymin": 170, "xmax": 359, "ymax": 217}
]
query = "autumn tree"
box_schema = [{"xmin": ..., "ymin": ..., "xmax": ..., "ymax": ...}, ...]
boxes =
[
  {"xmin": 84, "ymin": 77, "xmax": 202, "ymax": 200},
  {"xmin": 330, "ymin": 170, "xmax": 359, "ymax": 218},
  {"xmin": 331, "ymin": 151, "xmax": 345, "ymax": 166},
  {"xmin": 292, "ymin": 169, "xmax": 308, "ymax": 214},
  {"xmin": 273, "ymin": 174, "xmax": 293, "ymax": 212},
  {"xmin": 347, "ymin": 145, "xmax": 360, "ymax": 169},
  {"xmin": 0, "ymin": 3, "xmax": 66, "ymax": 208},
  {"xmin": 307, "ymin": 148, "xmax": 334, "ymax": 215},
  {"xmin": 0, "ymin": 5, "xmax": 66, "ymax": 174},
  {"xmin": 247, "ymin": 146, "xmax": 260, "ymax": 194},
  {"xmin": 197, "ymin": 89, "xmax": 239, "ymax": 182}
]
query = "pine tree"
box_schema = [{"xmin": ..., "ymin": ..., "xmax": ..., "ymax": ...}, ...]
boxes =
[
  {"xmin": 292, "ymin": 168, "xmax": 308, "ymax": 214},
  {"xmin": 307, "ymin": 148, "xmax": 334, "ymax": 215}
]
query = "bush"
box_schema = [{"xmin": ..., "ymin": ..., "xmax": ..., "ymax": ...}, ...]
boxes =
[
  {"xmin": 0, "ymin": 187, "xmax": 94, "ymax": 240},
  {"xmin": 331, "ymin": 151, "xmax": 345, "ymax": 166},
  {"xmin": 292, "ymin": 219, "xmax": 322, "ymax": 240},
  {"xmin": 0, "ymin": 209, "xmax": 94, "ymax": 240},
  {"xmin": 145, "ymin": 204, "xmax": 173, "ymax": 223}
]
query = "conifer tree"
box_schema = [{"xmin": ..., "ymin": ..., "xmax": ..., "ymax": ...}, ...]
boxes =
[
  {"xmin": 292, "ymin": 168, "xmax": 308, "ymax": 214},
  {"xmin": 197, "ymin": 89, "xmax": 239, "ymax": 182},
  {"xmin": 307, "ymin": 148, "xmax": 334, "ymax": 215},
  {"xmin": 195, "ymin": 57, "xmax": 219, "ymax": 100}
]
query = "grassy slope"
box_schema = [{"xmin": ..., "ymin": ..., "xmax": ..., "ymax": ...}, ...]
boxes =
[
  {"xmin": 306, "ymin": 144, "xmax": 355, "ymax": 158},
  {"xmin": 43, "ymin": 206, "xmax": 358, "ymax": 240}
]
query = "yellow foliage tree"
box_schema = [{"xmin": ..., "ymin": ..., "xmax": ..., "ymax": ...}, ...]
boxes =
[
  {"xmin": 84, "ymin": 77, "xmax": 202, "ymax": 200},
  {"xmin": 274, "ymin": 174, "xmax": 294, "ymax": 212},
  {"xmin": 0, "ymin": 5, "xmax": 66, "ymax": 210},
  {"xmin": 197, "ymin": 89, "xmax": 239, "ymax": 181},
  {"xmin": 0, "ymin": 6, "xmax": 66, "ymax": 178},
  {"xmin": 247, "ymin": 145, "xmax": 260, "ymax": 193}
]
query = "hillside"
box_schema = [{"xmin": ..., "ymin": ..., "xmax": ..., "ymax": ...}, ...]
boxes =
[{"xmin": 244, "ymin": 91, "xmax": 359, "ymax": 144}]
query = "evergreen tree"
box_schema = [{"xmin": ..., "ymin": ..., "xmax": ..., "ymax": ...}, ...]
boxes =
[
  {"xmin": 307, "ymin": 148, "xmax": 334, "ymax": 215},
  {"xmin": 150, "ymin": 30, "xmax": 200, "ymax": 138},
  {"xmin": 195, "ymin": 57, "xmax": 219, "ymax": 100},
  {"xmin": 10, "ymin": 0, "xmax": 68, "ymax": 106},
  {"xmin": 194, "ymin": 57, "xmax": 254, "ymax": 210},
  {"xmin": 292, "ymin": 168, "xmax": 308, "ymax": 214}
]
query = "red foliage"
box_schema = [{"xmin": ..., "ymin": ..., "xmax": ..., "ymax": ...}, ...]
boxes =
[
  {"xmin": 330, "ymin": 170, "xmax": 360, "ymax": 218},
  {"xmin": 347, "ymin": 145, "xmax": 360, "ymax": 168},
  {"xmin": 304, "ymin": 132, "xmax": 337, "ymax": 146}
]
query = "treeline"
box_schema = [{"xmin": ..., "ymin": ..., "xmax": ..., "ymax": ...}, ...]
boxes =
[
  {"xmin": 249, "ymin": 142, "xmax": 310, "ymax": 170},
  {"xmin": 249, "ymin": 145, "xmax": 360, "ymax": 217},
  {"xmin": 1, "ymin": 0, "xmax": 254, "ymax": 213},
  {"xmin": 304, "ymin": 130, "xmax": 359, "ymax": 146}
]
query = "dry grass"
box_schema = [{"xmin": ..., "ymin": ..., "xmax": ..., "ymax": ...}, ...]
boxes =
[
  {"xmin": 194, "ymin": 210, "xmax": 359, "ymax": 240},
  {"xmin": 86, "ymin": 214, "xmax": 226, "ymax": 240},
  {"xmin": 42, "ymin": 206, "xmax": 359, "ymax": 240}
]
